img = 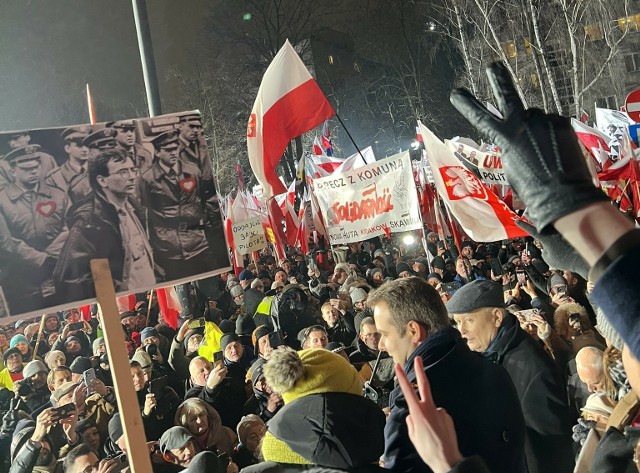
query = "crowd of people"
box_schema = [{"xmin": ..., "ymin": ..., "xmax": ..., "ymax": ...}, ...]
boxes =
[{"xmin": 1, "ymin": 61, "xmax": 640, "ymax": 473}]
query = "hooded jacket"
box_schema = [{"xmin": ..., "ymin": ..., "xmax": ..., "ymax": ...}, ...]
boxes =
[
  {"xmin": 242, "ymin": 392, "xmax": 386, "ymax": 473},
  {"xmin": 483, "ymin": 313, "xmax": 574, "ymax": 473}
]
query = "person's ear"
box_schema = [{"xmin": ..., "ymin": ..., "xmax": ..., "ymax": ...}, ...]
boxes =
[
  {"xmin": 162, "ymin": 453, "xmax": 174, "ymax": 463},
  {"xmin": 493, "ymin": 308, "xmax": 506, "ymax": 327},
  {"xmin": 407, "ymin": 320, "xmax": 427, "ymax": 343}
]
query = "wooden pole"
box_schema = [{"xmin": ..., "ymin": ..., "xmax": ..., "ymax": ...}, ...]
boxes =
[
  {"xmin": 90, "ymin": 259, "xmax": 152, "ymax": 473},
  {"xmin": 145, "ymin": 288, "xmax": 155, "ymax": 327},
  {"xmin": 32, "ymin": 314, "xmax": 46, "ymax": 361}
]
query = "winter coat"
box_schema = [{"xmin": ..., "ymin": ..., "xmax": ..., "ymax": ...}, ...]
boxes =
[
  {"xmin": 243, "ymin": 392, "xmax": 386, "ymax": 473},
  {"xmin": 385, "ymin": 326, "xmax": 527, "ymax": 473},
  {"xmin": 483, "ymin": 313, "xmax": 575, "ymax": 473},
  {"xmin": 184, "ymin": 376, "xmax": 247, "ymax": 429}
]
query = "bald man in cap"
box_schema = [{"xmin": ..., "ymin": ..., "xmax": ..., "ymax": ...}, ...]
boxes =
[
  {"xmin": 448, "ymin": 279, "xmax": 574, "ymax": 473},
  {"xmin": 45, "ymin": 126, "xmax": 93, "ymax": 204},
  {"xmin": 0, "ymin": 145, "xmax": 68, "ymax": 314},
  {"xmin": 139, "ymin": 130, "xmax": 219, "ymax": 281},
  {"xmin": 112, "ymin": 120, "xmax": 153, "ymax": 173}
]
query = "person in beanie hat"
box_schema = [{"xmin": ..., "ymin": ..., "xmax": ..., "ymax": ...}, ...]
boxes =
[
  {"xmin": 0, "ymin": 347, "xmax": 23, "ymax": 390},
  {"xmin": 349, "ymin": 287, "xmax": 368, "ymax": 313},
  {"xmin": 367, "ymin": 267, "xmax": 385, "ymax": 288},
  {"xmin": 248, "ymin": 347, "xmax": 384, "ymax": 471},
  {"xmin": 448, "ymin": 279, "xmax": 574, "ymax": 473},
  {"xmin": 244, "ymin": 358, "xmax": 282, "ymax": 423},
  {"xmin": 395, "ymin": 261, "xmax": 414, "ymax": 278},
  {"xmin": 220, "ymin": 333, "xmax": 254, "ymax": 380},
  {"xmin": 252, "ymin": 325, "xmax": 274, "ymax": 359},
  {"xmin": 233, "ymin": 414, "xmax": 265, "ymax": 470},
  {"xmin": 187, "ymin": 451, "xmax": 224, "ymax": 473},
  {"xmin": 20, "ymin": 360, "xmax": 50, "ymax": 412}
]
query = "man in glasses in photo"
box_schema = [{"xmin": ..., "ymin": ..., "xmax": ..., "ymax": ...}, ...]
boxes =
[{"xmin": 54, "ymin": 148, "xmax": 155, "ymax": 301}]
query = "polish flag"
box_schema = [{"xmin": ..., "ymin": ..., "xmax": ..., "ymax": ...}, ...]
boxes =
[
  {"xmin": 419, "ymin": 121, "xmax": 528, "ymax": 242},
  {"xmin": 571, "ymin": 118, "xmax": 611, "ymax": 167},
  {"xmin": 116, "ymin": 294, "xmax": 137, "ymax": 313},
  {"xmin": 248, "ymin": 39, "xmax": 335, "ymax": 200},
  {"xmin": 156, "ymin": 287, "xmax": 182, "ymax": 329}
]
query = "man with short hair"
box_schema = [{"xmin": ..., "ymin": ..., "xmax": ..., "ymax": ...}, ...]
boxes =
[
  {"xmin": 576, "ymin": 346, "xmax": 606, "ymax": 394},
  {"xmin": 63, "ymin": 443, "xmax": 115, "ymax": 473},
  {"xmin": 0, "ymin": 145, "xmax": 68, "ymax": 314},
  {"xmin": 45, "ymin": 126, "xmax": 93, "ymax": 204},
  {"xmin": 54, "ymin": 148, "xmax": 155, "ymax": 300},
  {"xmin": 112, "ymin": 119, "xmax": 153, "ymax": 172},
  {"xmin": 448, "ymin": 279, "xmax": 574, "ymax": 473},
  {"xmin": 350, "ymin": 317, "xmax": 383, "ymax": 363},
  {"xmin": 139, "ymin": 130, "xmax": 221, "ymax": 282},
  {"xmin": 320, "ymin": 302, "xmax": 356, "ymax": 346},
  {"xmin": 298, "ymin": 325, "xmax": 329, "ymax": 349},
  {"xmin": 368, "ymin": 277, "xmax": 527, "ymax": 473}
]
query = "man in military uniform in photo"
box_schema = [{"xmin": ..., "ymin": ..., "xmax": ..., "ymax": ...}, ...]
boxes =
[
  {"xmin": 45, "ymin": 126, "xmax": 93, "ymax": 205},
  {"xmin": 54, "ymin": 148, "xmax": 155, "ymax": 302},
  {"xmin": 83, "ymin": 127, "xmax": 118, "ymax": 159},
  {"xmin": 0, "ymin": 145, "xmax": 68, "ymax": 315},
  {"xmin": 177, "ymin": 113, "xmax": 213, "ymax": 178},
  {"xmin": 112, "ymin": 120, "xmax": 153, "ymax": 173},
  {"xmin": 139, "ymin": 130, "xmax": 219, "ymax": 282},
  {"xmin": 0, "ymin": 132, "xmax": 58, "ymax": 191}
]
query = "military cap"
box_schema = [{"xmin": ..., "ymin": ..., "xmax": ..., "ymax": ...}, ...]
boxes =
[
  {"xmin": 7, "ymin": 131, "xmax": 29, "ymax": 140},
  {"xmin": 82, "ymin": 128, "xmax": 117, "ymax": 150},
  {"xmin": 4, "ymin": 145, "xmax": 42, "ymax": 165},
  {"xmin": 151, "ymin": 130, "xmax": 179, "ymax": 148},
  {"xmin": 111, "ymin": 119, "xmax": 136, "ymax": 130},
  {"xmin": 179, "ymin": 113, "xmax": 202, "ymax": 126},
  {"xmin": 446, "ymin": 279, "xmax": 505, "ymax": 314},
  {"xmin": 60, "ymin": 126, "xmax": 91, "ymax": 142}
]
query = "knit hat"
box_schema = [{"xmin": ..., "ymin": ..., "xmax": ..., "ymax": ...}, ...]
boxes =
[
  {"xmin": 271, "ymin": 281, "xmax": 285, "ymax": 291},
  {"xmin": 183, "ymin": 330, "xmax": 203, "ymax": 350},
  {"xmin": 64, "ymin": 336, "xmax": 81, "ymax": 349},
  {"xmin": 230, "ymin": 285, "xmax": 244, "ymax": 298},
  {"xmin": 236, "ymin": 313, "xmax": 256, "ymax": 337},
  {"xmin": 108, "ymin": 413, "xmax": 123, "ymax": 443},
  {"xmin": 187, "ymin": 452, "xmax": 222, "ymax": 473},
  {"xmin": 218, "ymin": 319, "xmax": 235, "ymax": 334},
  {"xmin": 23, "ymin": 360, "xmax": 48, "ymax": 379},
  {"xmin": 92, "ymin": 337, "xmax": 105, "ymax": 355},
  {"xmin": 120, "ymin": 310, "xmax": 136, "ymax": 321},
  {"xmin": 236, "ymin": 414, "xmax": 265, "ymax": 446},
  {"xmin": 132, "ymin": 350, "xmax": 152, "ymax": 369},
  {"xmin": 3, "ymin": 347, "xmax": 21, "ymax": 363},
  {"xmin": 350, "ymin": 288, "xmax": 367, "ymax": 305},
  {"xmin": 427, "ymin": 272, "xmax": 442, "ymax": 282},
  {"xmin": 9, "ymin": 334, "xmax": 28, "ymax": 349},
  {"xmin": 44, "ymin": 350, "xmax": 65, "ymax": 369},
  {"xmin": 461, "ymin": 241, "xmax": 475, "ymax": 250},
  {"xmin": 581, "ymin": 392, "xmax": 615, "ymax": 417},
  {"xmin": 250, "ymin": 358, "xmax": 267, "ymax": 387},
  {"xmin": 252, "ymin": 325, "xmax": 272, "ymax": 357},
  {"xmin": 239, "ymin": 270, "xmax": 255, "ymax": 281},
  {"xmin": 369, "ymin": 268, "xmax": 382, "ymax": 280},
  {"xmin": 334, "ymin": 263, "xmax": 350, "ymax": 275},
  {"xmin": 220, "ymin": 333, "xmax": 240, "ymax": 352},
  {"xmin": 140, "ymin": 327, "xmax": 159, "ymax": 342},
  {"xmin": 264, "ymin": 348, "xmax": 362, "ymax": 405},
  {"xmin": 395, "ymin": 262, "xmax": 413, "ymax": 275},
  {"xmin": 70, "ymin": 357, "xmax": 92, "ymax": 375},
  {"xmin": 595, "ymin": 307, "xmax": 624, "ymax": 350}
]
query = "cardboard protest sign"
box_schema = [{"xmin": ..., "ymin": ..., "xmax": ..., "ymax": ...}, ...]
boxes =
[
  {"xmin": 313, "ymin": 151, "xmax": 421, "ymax": 244},
  {"xmin": 232, "ymin": 216, "xmax": 266, "ymax": 255},
  {"xmin": 0, "ymin": 111, "xmax": 230, "ymax": 320},
  {"xmin": 446, "ymin": 139, "xmax": 507, "ymax": 186}
]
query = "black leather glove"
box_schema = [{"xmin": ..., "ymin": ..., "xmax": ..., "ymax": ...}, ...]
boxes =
[
  {"xmin": 516, "ymin": 221, "xmax": 590, "ymax": 279},
  {"xmin": 450, "ymin": 62, "xmax": 608, "ymax": 233}
]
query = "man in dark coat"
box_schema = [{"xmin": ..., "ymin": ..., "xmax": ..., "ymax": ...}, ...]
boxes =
[
  {"xmin": 367, "ymin": 277, "xmax": 527, "ymax": 473},
  {"xmin": 448, "ymin": 280, "xmax": 574, "ymax": 473}
]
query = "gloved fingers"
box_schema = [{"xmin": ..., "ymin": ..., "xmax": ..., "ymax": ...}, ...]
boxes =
[
  {"xmin": 486, "ymin": 62, "xmax": 525, "ymax": 119},
  {"xmin": 450, "ymin": 88, "xmax": 500, "ymax": 135}
]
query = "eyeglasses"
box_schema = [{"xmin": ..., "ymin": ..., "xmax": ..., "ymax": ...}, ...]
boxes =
[{"xmin": 110, "ymin": 167, "xmax": 139, "ymax": 178}]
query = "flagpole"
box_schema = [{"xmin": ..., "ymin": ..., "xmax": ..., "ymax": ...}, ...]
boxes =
[{"xmin": 335, "ymin": 113, "xmax": 367, "ymax": 163}]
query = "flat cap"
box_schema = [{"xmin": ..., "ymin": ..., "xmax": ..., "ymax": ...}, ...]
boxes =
[
  {"xmin": 446, "ymin": 280, "xmax": 505, "ymax": 314},
  {"xmin": 83, "ymin": 128, "xmax": 117, "ymax": 150},
  {"xmin": 51, "ymin": 381, "xmax": 79, "ymax": 404},
  {"xmin": 151, "ymin": 130, "xmax": 179, "ymax": 148},
  {"xmin": 159, "ymin": 426, "xmax": 194, "ymax": 454},
  {"xmin": 61, "ymin": 126, "xmax": 91, "ymax": 142}
]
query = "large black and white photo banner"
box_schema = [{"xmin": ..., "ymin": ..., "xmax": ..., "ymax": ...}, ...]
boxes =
[
  {"xmin": 313, "ymin": 151, "xmax": 422, "ymax": 245},
  {"xmin": 0, "ymin": 111, "xmax": 230, "ymax": 320}
]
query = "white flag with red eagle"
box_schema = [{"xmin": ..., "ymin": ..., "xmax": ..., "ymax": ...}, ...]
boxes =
[
  {"xmin": 247, "ymin": 40, "xmax": 335, "ymax": 200},
  {"xmin": 418, "ymin": 121, "xmax": 528, "ymax": 242}
]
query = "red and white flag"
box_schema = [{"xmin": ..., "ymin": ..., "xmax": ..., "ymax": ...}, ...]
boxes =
[
  {"xmin": 571, "ymin": 118, "xmax": 610, "ymax": 167},
  {"xmin": 247, "ymin": 39, "xmax": 335, "ymax": 200},
  {"xmin": 418, "ymin": 121, "xmax": 528, "ymax": 242},
  {"xmin": 156, "ymin": 287, "xmax": 182, "ymax": 329}
]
